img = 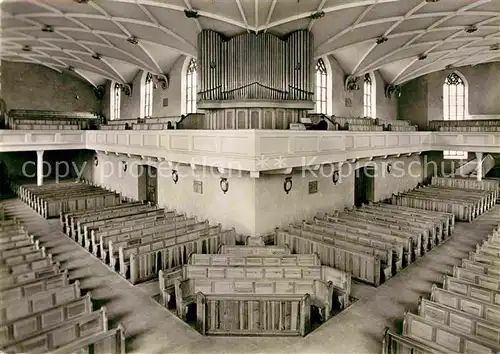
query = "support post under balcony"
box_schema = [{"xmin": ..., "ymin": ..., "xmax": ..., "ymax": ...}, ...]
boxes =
[
  {"xmin": 475, "ymin": 152, "xmax": 483, "ymax": 181},
  {"xmin": 36, "ymin": 150, "xmax": 44, "ymax": 186}
]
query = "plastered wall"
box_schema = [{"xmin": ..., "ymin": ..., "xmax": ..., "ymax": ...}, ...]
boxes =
[
  {"xmin": 399, "ymin": 62, "xmax": 500, "ymax": 127},
  {"xmin": 1, "ymin": 61, "xmax": 102, "ymax": 113}
]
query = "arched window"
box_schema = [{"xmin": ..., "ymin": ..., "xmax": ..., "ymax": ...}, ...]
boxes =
[
  {"xmin": 443, "ymin": 72, "xmax": 468, "ymax": 159},
  {"xmin": 363, "ymin": 73, "xmax": 375, "ymax": 118},
  {"xmin": 144, "ymin": 72, "xmax": 153, "ymax": 117},
  {"xmin": 315, "ymin": 59, "xmax": 327, "ymax": 114},
  {"xmin": 112, "ymin": 83, "xmax": 121, "ymax": 120},
  {"xmin": 186, "ymin": 58, "xmax": 197, "ymax": 114}
]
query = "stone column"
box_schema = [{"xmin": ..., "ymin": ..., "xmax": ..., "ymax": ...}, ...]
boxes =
[
  {"xmin": 36, "ymin": 150, "xmax": 44, "ymax": 186},
  {"xmin": 475, "ymin": 152, "xmax": 483, "ymax": 181}
]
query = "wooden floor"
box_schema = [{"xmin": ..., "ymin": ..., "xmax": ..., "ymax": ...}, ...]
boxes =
[{"xmin": 3, "ymin": 198, "xmax": 499, "ymax": 354}]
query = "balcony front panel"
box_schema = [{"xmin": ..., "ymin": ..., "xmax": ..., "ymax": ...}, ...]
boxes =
[{"xmin": 0, "ymin": 131, "xmax": 86, "ymax": 152}]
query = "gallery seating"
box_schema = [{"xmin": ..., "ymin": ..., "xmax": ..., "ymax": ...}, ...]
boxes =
[
  {"xmin": 0, "ymin": 218, "xmax": 125, "ymax": 354},
  {"xmin": 158, "ymin": 239, "xmax": 352, "ymax": 336},
  {"xmin": 275, "ymin": 203, "xmax": 453, "ymax": 286},
  {"xmin": 429, "ymin": 119, "xmax": 500, "ymax": 132},
  {"xmin": 6, "ymin": 110, "xmax": 102, "ymax": 130},
  {"xmin": 100, "ymin": 116, "xmax": 180, "ymax": 130},
  {"xmin": 382, "ymin": 225, "xmax": 500, "ymax": 354}
]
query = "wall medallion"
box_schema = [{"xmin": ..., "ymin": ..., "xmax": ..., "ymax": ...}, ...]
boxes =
[
  {"xmin": 220, "ymin": 178, "xmax": 229, "ymax": 194},
  {"xmin": 172, "ymin": 170, "xmax": 179, "ymax": 184},
  {"xmin": 284, "ymin": 177, "xmax": 292, "ymax": 194},
  {"xmin": 332, "ymin": 170, "xmax": 340, "ymax": 184}
]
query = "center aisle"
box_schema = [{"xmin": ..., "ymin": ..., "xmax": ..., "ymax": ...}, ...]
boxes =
[{"xmin": 3, "ymin": 198, "xmax": 499, "ymax": 354}]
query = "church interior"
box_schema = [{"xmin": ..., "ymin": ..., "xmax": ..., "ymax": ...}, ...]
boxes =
[{"xmin": 1, "ymin": 0, "xmax": 500, "ymax": 353}]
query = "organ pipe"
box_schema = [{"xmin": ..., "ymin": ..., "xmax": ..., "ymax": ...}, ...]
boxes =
[{"xmin": 198, "ymin": 30, "xmax": 313, "ymax": 102}]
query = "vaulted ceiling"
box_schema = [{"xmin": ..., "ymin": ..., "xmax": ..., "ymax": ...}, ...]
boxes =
[{"xmin": 2, "ymin": 0, "xmax": 499, "ymax": 87}]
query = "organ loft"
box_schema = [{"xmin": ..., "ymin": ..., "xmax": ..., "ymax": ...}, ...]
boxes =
[{"xmin": 0, "ymin": 0, "xmax": 500, "ymax": 353}]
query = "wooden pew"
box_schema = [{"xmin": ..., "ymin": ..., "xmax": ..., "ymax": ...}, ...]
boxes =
[
  {"xmin": 361, "ymin": 203, "xmax": 450, "ymax": 239},
  {"xmin": 68, "ymin": 203, "xmax": 151, "ymax": 238},
  {"xmin": 320, "ymin": 213, "xmax": 421, "ymax": 261},
  {"xmin": 123, "ymin": 227, "xmax": 236, "ymax": 284},
  {"xmin": 189, "ymin": 253, "xmax": 321, "ymax": 267},
  {"xmin": 462, "ymin": 259, "xmax": 500, "ymax": 277},
  {"xmin": 196, "ymin": 293, "xmax": 311, "ymax": 336},
  {"xmin": 2, "ymin": 252, "xmax": 54, "ymax": 275},
  {"xmin": 430, "ymin": 285, "xmax": 500, "ymax": 324},
  {"xmin": 382, "ymin": 327, "xmax": 442, "ymax": 354},
  {"xmin": 79, "ymin": 208, "xmax": 167, "ymax": 249},
  {"xmin": 0, "ymin": 234, "xmax": 36, "ymax": 250},
  {"xmin": 174, "ymin": 263, "xmax": 350, "ymax": 310},
  {"xmin": 290, "ymin": 223, "xmax": 395, "ymax": 280},
  {"xmin": 418, "ymin": 297, "xmax": 500, "ymax": 346},
  {"xmin": 61, "ymin": 201, "xmax": 142, "ymax": 234},
  {"xmin": 158, "ymin": 253, "xmax": 324, "ymax": 307},
  {"xmin": 218, "ymin": 245, "xmax": 291, "ymax": 255},
  {"xmin": 275, "ymin": 229, "xmax": 382, "ymax": 286},
  {"xmin": 351, "ymin": 206, "xmax": 439, "ymax": 246},
  {"xmin": 93, "ymin": 213, "xmax": 190, "ymax": 259},
  {"xmin": 0, "ymin": 279, "xmax": 79, "ymax": 323},
  {"xmin": 0, "ymin": 270, "xmax": 70, "ymax": 303},
  {"xmin": 443, "ymin": 275, "xmax": 500, "ymax": 306},
  {"xmin": 0, "ymin": 293, "xmax": 92, "ymax": 345},
  {"xmin": 477, "ymin": 244, "xmax": 500, "ymax": 258},
  {"xmin": 175, "ymin": 278, "xmax": 331, "ymax": 324},
  {"xmin": 392, "ymin": 193, "xmax": 474, "ymax": 222},
  {"xmin": 453, "ymin": 266, "xmax": 500, "ymax": 291},
  {"xmin": 370, "ymin": 203, "xmax": 455, "ymax": 236},
  {"xmin": 402, "ymin": 311, "xmax": 500, "ymax": 353},
  {"xmin": 469, "ymin": 251, "xmax": 500, "ymax": 267},
  {"xmin": 49, "ymin": 324, "xmax": 126, "ymax": 354},
  {"xmin": 312, "ymin": 217, "xmax": 410, "ymax": 267},
  {"xmin": 106, "ymin": 219, "xmax": 204, "ymax": 269},
  {"xmin": 0, "ymin": 263, "xmax": 60, "ymax": 288},
  {"xmin": 0, "ymin": 307, "xmax": 109, "ymax": 354}
]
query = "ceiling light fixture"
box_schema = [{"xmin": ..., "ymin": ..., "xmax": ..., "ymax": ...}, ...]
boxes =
[
  {"xmin": 92, "ymin": 53, "xmax": 102, "ymax": 60},
  {"xmin": 74, "ymin": 0, "xmax": 89, "ymax": 3},
  {"xmin": 445, "ymin": 64, "xmax": 454, "ymax": 70},
  {"xmin": 41, "ymin": 25, "xmax": 54, "ymax": 33},
  {"xmin": 376, "ymin": 36, "xmax": 388, "ymax": 45},
  {"xmin": 418, "ymin": 54, "xmax": 428, "ymax": 60},
  {"xmin": 425, "ymin": 0, "xmax": 440, "ymax": 2},
  {"xmin": 22, "ymin": 45, "xmax": 32, "ymax": 52},
  {"xmin": 67, "ymin": 66, "xmax": 75, "ymax": 71},
  {"xmin": 184, "ymin": 9, "xmax": 199, "ymax": 18},
  {"xmin": 490, "ymin": 44, "xmax": 500, "ymax": 51},
  {"xmin": 310, "ymin": 11, "xmax": 325, "ymax": 20},
  {"xmin": 127, "ymin": 36, "xmax": 139, "ymax": 45},
  {"xmin": 464, "ymin": 25, "xmax": 478, "ymax": 34}
]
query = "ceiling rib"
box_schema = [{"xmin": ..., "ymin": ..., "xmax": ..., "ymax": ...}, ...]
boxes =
[
  {"xmin": 235, "ymin": 0, "xmax": 250, "ymax": 32},
  {"xmin": 263, "ymin": 0, "xmax": 278, "ymax": 33},
  {"xmin": 356, "ymin": 7, "xmax": 499, "ymax": 75},
  {"xmin": 396, "ymin": 30, "xmax": 500, "ymax": 84},
  {"xmin": 351, "ymin": 1, "xmax": 427, "ymax": 75}
]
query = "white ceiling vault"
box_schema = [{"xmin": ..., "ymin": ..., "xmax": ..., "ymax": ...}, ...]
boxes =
[{"xmin": 1, "ymin": 0, "xmax": 499, "ymax": 88}]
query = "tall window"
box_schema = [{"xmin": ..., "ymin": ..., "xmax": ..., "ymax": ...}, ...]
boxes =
[
  {"xmin": 315, "ymin": 59, "xmax": 327, "ymax": 114},
  {"xmin": 144, "ymin": 72, "xmax": 153, "ymax": 117},
  {"xmin": 443, "ymin": 72, "xmax": 468, "ymax": 159},
  {"xmin": 186, "ymin": 58, "xmax": 197, "ymax": 114},
  {"xmin": 363, "ymin": 73, "xmax": 373, "ymax": 118},
  {"xmin": 112, "ymin": 83, "xmax": 121, "ymax": 120}
]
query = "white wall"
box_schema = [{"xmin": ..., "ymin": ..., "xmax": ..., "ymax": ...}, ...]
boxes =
[
  {"xmin": 87, "ymin": 154, "xmax": 423, "ymax": 237},
  {"xmin": 254, "ymin": 164, "xmax": 355, "ymax": 236},
  {"xmin": 156, "ymin": 165, "xmax": 256, "ymax": 236}
]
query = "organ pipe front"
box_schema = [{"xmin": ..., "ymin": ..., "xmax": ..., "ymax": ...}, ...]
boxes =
[{"xmin": 198, "ymin": 30, "xmax": 314, "ymax": 103}]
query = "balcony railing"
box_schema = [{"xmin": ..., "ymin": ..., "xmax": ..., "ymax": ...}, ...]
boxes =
[{"xmin": 1, "ymin": 130, "xmax": 499, "ymax": 171}]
